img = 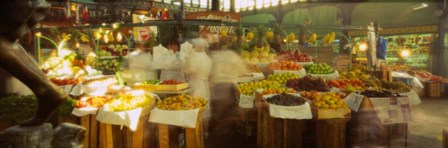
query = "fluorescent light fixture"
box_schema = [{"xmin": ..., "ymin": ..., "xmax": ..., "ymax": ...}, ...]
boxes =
[{"xmin": 413, "ymin": 3, "xmax": 428, "ymax": 11}]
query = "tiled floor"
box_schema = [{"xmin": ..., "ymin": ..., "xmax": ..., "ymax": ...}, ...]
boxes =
[{"xmin": 407, "ymin": 97, "xmax": 448, "ymax": 148}]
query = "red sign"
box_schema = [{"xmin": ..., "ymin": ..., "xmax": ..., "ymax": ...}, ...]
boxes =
[{"xmin": 186, "ymin": 11, "xmax": 240, "ymax": 35}]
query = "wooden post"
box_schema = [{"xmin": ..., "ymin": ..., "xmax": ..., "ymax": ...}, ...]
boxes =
[{"xmin": 158, "ymin": 124, "xmax": 170, "ymax": 148}]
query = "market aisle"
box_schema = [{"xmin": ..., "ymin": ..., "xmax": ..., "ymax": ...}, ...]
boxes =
[{"xmin": 408, "ymin": 97, "xmax": 448, "ymax": 148}]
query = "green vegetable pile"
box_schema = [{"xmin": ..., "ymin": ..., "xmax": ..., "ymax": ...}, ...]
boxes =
[{"xmin": 0, "ymin": 95, "xmax": 75, "ymax": 124}]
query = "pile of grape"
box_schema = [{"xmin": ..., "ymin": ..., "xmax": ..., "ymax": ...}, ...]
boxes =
[
  {"xmin": 360, "ymin": 90, "xmax": 404, "ymax": 97},
  {"xmin": 266, "ymin": 93, "xmax": 306, "ymax": 106}
]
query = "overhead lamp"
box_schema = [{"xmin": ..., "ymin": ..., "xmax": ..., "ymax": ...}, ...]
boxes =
[
  {"xmin": 400, "ymin": 49, "xmax": 411, "ymax": 58},
  {"xmin": 413, "ymin": 3, "xmax": 428, "ymax": 11},
  {"xmin": 359, "ymin": 43, "xmax": 368, "ymax": 51}
]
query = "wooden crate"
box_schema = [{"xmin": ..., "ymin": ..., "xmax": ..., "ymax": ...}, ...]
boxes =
[
  {"xmin": 425, "ymin": 81, "xmax": 441, "ymax": 97},
  {"xmin": 156, "ymin": 83, "xmax": 189, "ymax": 91},
  {"xmin": 443, "ymin": 129, "xmax": 448, "ymax": 148},
  {"xmin": 134, "ymin": 83, "xmax": 157, "ymax": 91},
  {"xmin": 315, "ymin": 119, "xmax": 348, "ymax": 148},
  {"xmin": 157, "ymin": 110, "xmax": 204, "ymax": 148},
  {"xmin": 81, "ymin": 115, "xmax": 99, "ymax": 148},
  {"xmin": 348, "ymin": 97, "xmax": 408, "ymax": 147},
  {"xmin": 255, "ymin": 94, "xmax": 305, "ymax": 148},
  {"xmin": 313, "ymin": 108, "xmax": 351, "ymax": 119}
]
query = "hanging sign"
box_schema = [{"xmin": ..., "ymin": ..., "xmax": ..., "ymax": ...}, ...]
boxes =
[
  {"xmin": 185, "ymin": 11, "xmax": 240, "ymax": 35},
  {"xmin": 348, "ymin": 25, "xmax": 438, "ymax": 36}
]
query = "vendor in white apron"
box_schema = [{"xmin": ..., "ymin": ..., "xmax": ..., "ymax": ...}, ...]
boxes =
[
  {"xmin": 127, "ymin": 48, "xmax": 158, "ymax": 83},
  {"xmin": 185, "ymin": 38, "xmax": 212, "ymax": 100},
  {"xmin": 159, "ymin": 50, "xmax": 186, "ymax": 82}
]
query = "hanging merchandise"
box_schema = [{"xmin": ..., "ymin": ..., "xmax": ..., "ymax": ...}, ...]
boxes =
[{"xmin": 376, "ymin": 37, "xmax": 387, "ymax": 60}]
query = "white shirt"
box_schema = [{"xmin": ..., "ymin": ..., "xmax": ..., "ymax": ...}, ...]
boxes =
[{"xmin": 210, "ymin": 50, "xmax": 247, "ymax": 85}]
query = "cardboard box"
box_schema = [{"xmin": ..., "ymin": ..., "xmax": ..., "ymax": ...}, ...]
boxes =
[
  {"xmin": 313, "ymin": 107, "xmax": 351, "ymax": 119},
  {"xmin": 156, "ymin": 83, "xmax": 189, "ymax": 91}
]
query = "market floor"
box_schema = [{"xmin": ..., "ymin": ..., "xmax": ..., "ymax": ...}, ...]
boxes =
[{"xmin": 407, "ymin": 97, "xmax": 448, "ymax": 148}]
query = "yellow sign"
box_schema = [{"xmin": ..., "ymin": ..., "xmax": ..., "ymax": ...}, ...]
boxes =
[{"xmin": 348, "ymin": 25, "xmax": 438, "ymax": 36}]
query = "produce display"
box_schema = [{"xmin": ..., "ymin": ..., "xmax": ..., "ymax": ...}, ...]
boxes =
[
  {"xmin": 74, "ymin": 96, "xmax": 113, "ymax": 108},
  {"xmin": 92, "ymin": 57, "xmax": 122, "ymax": 73},
  {"xmin": 96, "ymin": 44, "xmax": 129, "ymax": 57},
  {"xmin": 360, "ymin": 90, "xmax": 403, "ymax": 97},
  {"xmin": 276, "ymin": 50, "xmax": 312, "ymax": 62},
  {"xmin": 262, "ymin": 88, "xmax": 296, "ymax": 95},
  {"xmin": 327, "ymin": 79, "xmax": 365, "ymax": 93},
  {"xmin": 266, "ymin": 73, "xmax": 300, "ymax": 84},
  {"xmin": 157, "ymin": 95, "xmax": 208, "ymax": 110},
  {"xmin": 409, "ymin": 70, "xmax": 444, "ymax": 82},
  {"xmin": 142, "ymin": 80, "xmax": 160, "ymax": 85},
  {"xmin": 266, "ymin": 93, "xmax": 306, "ymax": 106},
  {"xmin": 286, "ymin": 75, "xmax": 331, "ymax": 92},
  {"xmin": 237, "ymin": 80, "xmax": 282, "ymax": 95},
  {"xmin": 105, "ymin": 92, "xmax": 154, "ymax": 111},
  {"xmin": 304, "ymin": 92, "xmax": 347, "ymax": 109},
  {"xmin": 268, "ymin": 60, "xmax": 303, "ymax": 71},
  {"xmin": 240, "ymin": 45, "xmax": 277, "ymax": 63},
  {"xmin": 246, "ymin": 63, "xmax": 261, "ymax": 73},
  {"xmin": 340, "ymin": 68, "xmax": 379, "ymax": 89},
  {"xmin": 160, "ymin": 79, "xmax": 183, "ymax": 85},
  {"xmin": 378, "ymin": 80, "xmax": 411, "ymax": 93},
  {"xmin": 304, "ymin": 63, "xmax": 335, "ymax": 74},
  {"xmin": 50, "ymin": 77, "xmax": 80, "ymax": 86}
]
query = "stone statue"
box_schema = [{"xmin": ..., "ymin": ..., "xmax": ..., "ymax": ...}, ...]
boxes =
[{"xmin": 0, "ymin": 0, "xmax": 68, "ymax": 126}]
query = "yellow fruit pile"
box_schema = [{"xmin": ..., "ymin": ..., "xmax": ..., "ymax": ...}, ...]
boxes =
[
  {"xmin": 267, "ymin": 73, "xmax": 300, "ymax": 84},
  {"xmin": 157, "ymin": 95, "xmax": 207, "ymax": 110},
  {"xmin": 311, "ymin": 92, "xmax": 346, "ymax": 109},
  {"xmin": 237, "ymin": 80, "xmax": 281, "ymax": 95},
  {"xmin": 241, "ymin": 45, "xmax": 276, "ymax": 63},
  {"xmin": 106, "ymin": 93, "xmax": 154, "ymax": 112}
]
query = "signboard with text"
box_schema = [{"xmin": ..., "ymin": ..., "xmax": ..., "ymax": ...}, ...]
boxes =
[{"xmin": 185, "ymin": 11, "xmax": 240, "ymax": 35}]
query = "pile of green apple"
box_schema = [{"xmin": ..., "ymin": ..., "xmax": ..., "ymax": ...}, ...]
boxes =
[{"xmin": 304, "ymin": 63, "xmax": 335, "ymax": 74}]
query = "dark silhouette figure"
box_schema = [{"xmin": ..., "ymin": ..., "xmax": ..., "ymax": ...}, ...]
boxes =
[{"xmin": 0, "ymin": 0, "xmax": 68, "ymax": 126}]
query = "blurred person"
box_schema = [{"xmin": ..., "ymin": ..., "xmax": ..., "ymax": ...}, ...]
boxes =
[
  {"xmin": 207, "ymin": 35, "xmax": 248, "ymax": 148},
  {"xmin": 126, "ymin": 42, "xmax": 158, "ymax": 82},
  {"xmin": 159, "ymin": 42, "xmax": 186, "ymax": 82},
  {"xmin": 184, "ymin": 38, "xmax": 212, "ymax": 100}
]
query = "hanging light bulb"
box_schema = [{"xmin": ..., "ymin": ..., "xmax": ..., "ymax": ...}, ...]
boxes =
[
  {"xmin": 103, "ymin": 35, "xmax": 109, "ymax": 43},
  {"xmin": 116, "ymin": 32, "xmax": 123, "ymax": 42},
  {"xmin": 35, "ymin": 32, "xmax": 42, "ymax": 37},
  {"xmin": 112, "ymin": 23, "xmax": 119, "ymax": 29},
  {"xmin": 94, "ymin": 32, "xmax": 102, "ymax": 40},
  {"xmin": 359, "ymin": 43, "xmax": 368, "ymax": 51}
]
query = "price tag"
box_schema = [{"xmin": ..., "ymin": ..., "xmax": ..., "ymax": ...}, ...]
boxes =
[{"xmin": 344, "ymin": 93, "xmax": 364, "ymax": 112}]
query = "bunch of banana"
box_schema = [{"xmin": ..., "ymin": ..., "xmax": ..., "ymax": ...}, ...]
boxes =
[
  {"xmin": 322, "ymin": 32, "xmax": 336, "ymax": 45},
  {"xmin": 307, "ymin": 33, "xmax": 317, "ymax": 44},
  {"xmin": 287, "ymin": 33, "xmax": 295, "ymax": 43}
]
